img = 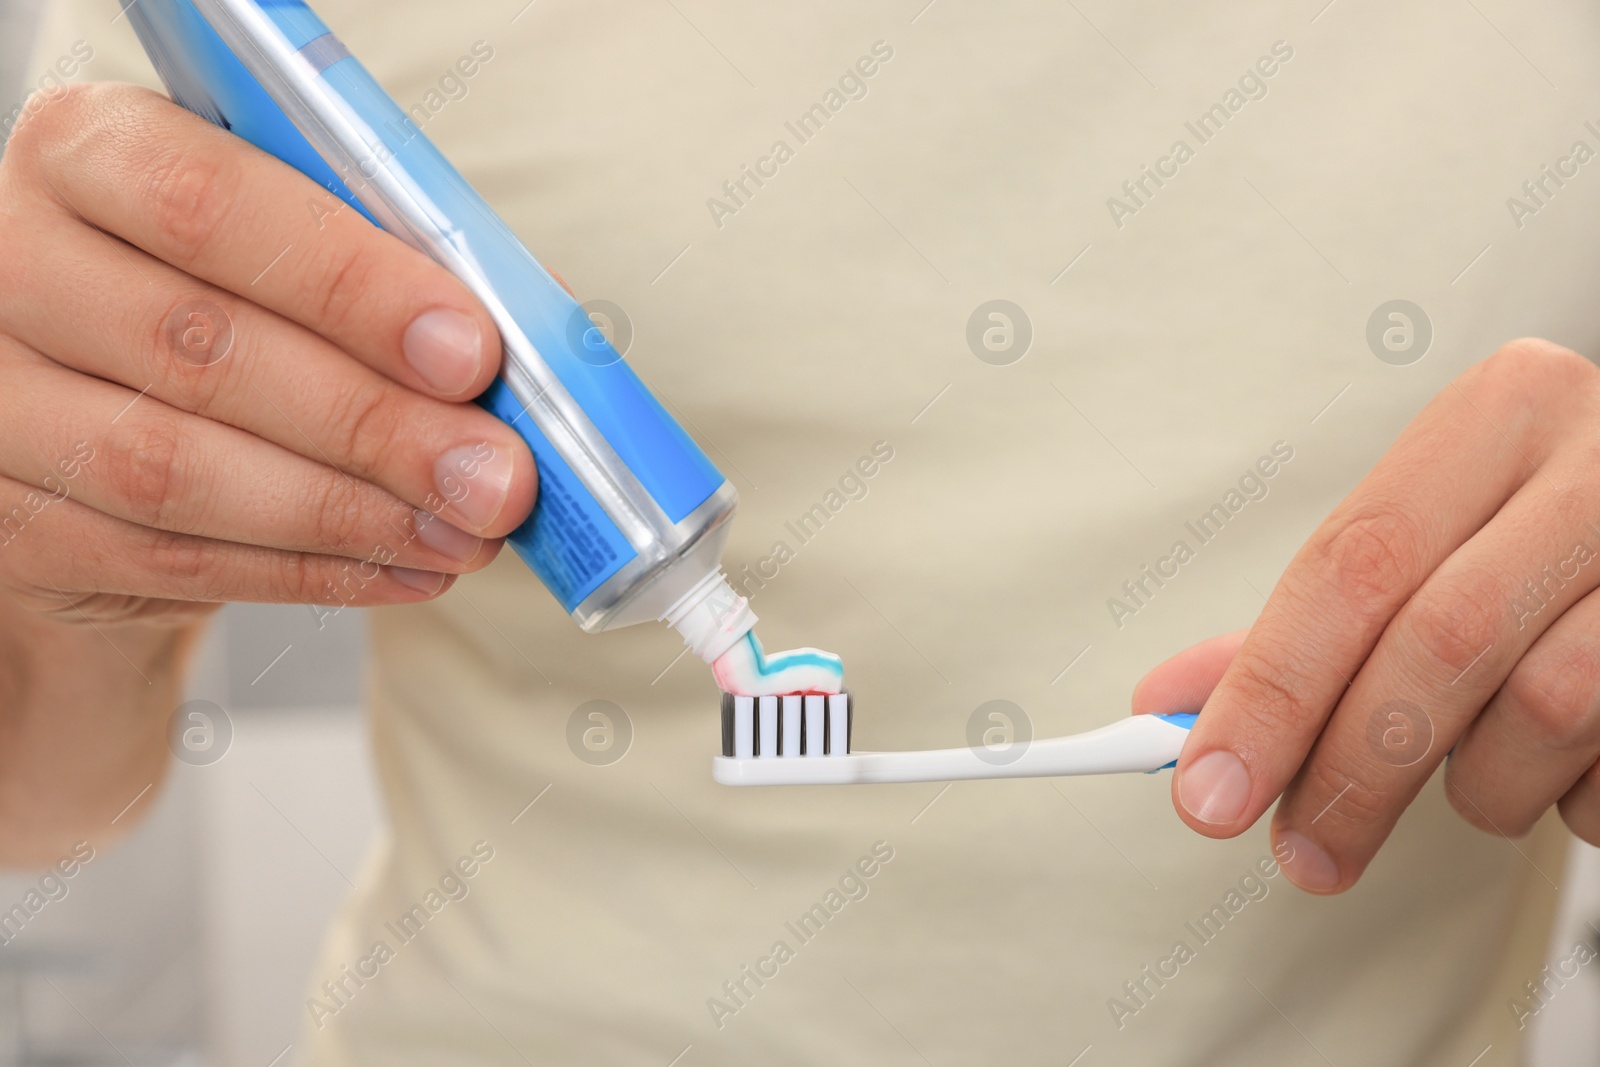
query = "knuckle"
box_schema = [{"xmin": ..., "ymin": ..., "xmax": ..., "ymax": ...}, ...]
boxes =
[
  {"xmin": 1483, "ymin": 338, "xmax": 1590, "ymax": 383},
  {"xmin": 1459, "ymin": 337, "xmax": 1593, "ymax": 451},
  {"xmin": 1404, "ymin": 572, "xmax": 1506, "ymax": 678},
  {"xmin": 142, "ymin": 141, "xmax": 235, "ymax": 263},
  {"xmin": 102, "ymin": 414, "xmax": 189, "ymax": 528},
  {"xmin": 145, "ymin": 528, "xmax": 214, "ymax": 586},
  {"xmin": 1225, "ymin": 648, "xmax": 1322, "ymax": 740},
  {"xmin": 305, "ymin": 243, "xmax": 377, "ymax": 338},
  {"xmin": 308, "ymin": 475, "xmax": 374, "ymax": 555},
  {"xmin": 1446, "ymin": 341, "xmax": 1599, "ymax": 456},
  {"xmin": 301, "ymin": 554, "xmax": 376, "ymax": 606},
  {"xmin": 323, "ymin": 378, "xmax": 403, "ymax": 476},
  {"xmin": 1504, "ymin": 640, "xmax": 1600, "ymax": 752},
  {"xmin": 256, "ymin": 549, "xmax": 324, "ymax": 605},
  {"xmin": 144, "ymin": 298, "xmax": 246, "ymax": 416},
  {"xmin": 1300, "ymin": 756, "xmax": 1390, "ymax": 828},
  {"xmin": 1466, "ymin": 340, "xmax": 1596, "ymax": 417},
  {"xmin": 1306, "ymin": 506, "xmax": 1424, "ymax": 607},
  {"xmin": 287, "ymin": 552, "xmax": 328, "ymax": 603},
  {"xmin": 1539, "ymin": 484, "xmax": 1594, "ymax": 533}
]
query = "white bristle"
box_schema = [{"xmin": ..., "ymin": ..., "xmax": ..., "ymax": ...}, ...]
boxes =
[
  {"xmin": 758, "ymin": 696, "xmax": 778, "ymax": 757},
  {"xmin": 804, "ymin": 696, "xmax": 826, "ymax": 758},
  {"xmin": 781, "ymin": 696, "xmax": 802, "ymax": 757},
  {"xmin": 828, "ymin": 694, "xmax": 849, "ymax": 755},
  {"xmin": 733, "ymin": 696, "xmax": 754, "ymax": 759}
]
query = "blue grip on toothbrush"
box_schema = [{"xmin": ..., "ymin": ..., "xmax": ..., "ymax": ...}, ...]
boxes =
[{"xmin": 1151, "ymin": 712, "xmax": 1197, "ymax": 770}]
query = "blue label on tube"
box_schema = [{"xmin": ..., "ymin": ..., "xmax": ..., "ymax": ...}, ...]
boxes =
[
  {"xmin": 309, "ymin": 48, "xmax": 727, "ymax": 525},
  {"xmin": 478, "ymin": 379, "xmax": 633, "ymax": 609}
]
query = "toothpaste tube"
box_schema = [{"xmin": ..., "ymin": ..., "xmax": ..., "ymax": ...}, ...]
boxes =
[{"xmin": 123, "ymin": 0, "xmax": 760, "ymax": 662}]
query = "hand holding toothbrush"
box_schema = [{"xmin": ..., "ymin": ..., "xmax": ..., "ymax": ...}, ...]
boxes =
[{"xmin": 1138, "ymin": 342, "xmax": 1600, "ymax": 893}]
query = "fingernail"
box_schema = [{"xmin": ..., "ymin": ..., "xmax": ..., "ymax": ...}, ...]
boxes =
[
  {"xmin": 412, "ymin": 508, "xmax": 482, "ymax": 563},
  {"xmin": 1275, "ymin": 830, "xmax": 1341, "ymax": 892},
  {"xmin": 1178, "ymin": 749, "xmax": 1252, "ymax": 825},
  {"xmin": 403, "ymin": 308, "xmax": 483, "ymax": 394},
  {"xmin": 434, "ymin": 443, "xmax": 515, "ymax": 530},
  {"xmin": 390, "ymin": 566, "xmax": 446, "ymax": 595}
]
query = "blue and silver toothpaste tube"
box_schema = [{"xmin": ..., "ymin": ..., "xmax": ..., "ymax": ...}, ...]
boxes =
[{"xmin": 122, "ymin": 0, "xmax": 758, "ymax": 661}]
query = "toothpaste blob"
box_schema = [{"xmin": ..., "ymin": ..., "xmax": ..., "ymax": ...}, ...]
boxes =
[{"xmin": 712, "ymin": 632, "xmax": 844, "ymax": 696}]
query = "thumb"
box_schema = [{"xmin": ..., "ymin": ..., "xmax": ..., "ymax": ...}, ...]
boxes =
[{"xmin": 1131, "ymin": 630, "xmax": 1249, "ymax": 717}]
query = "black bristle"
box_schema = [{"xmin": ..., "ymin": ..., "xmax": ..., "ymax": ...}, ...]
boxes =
[{"xmin": 721, "ymin": 691, "xmax": 852, "ymax": 758}]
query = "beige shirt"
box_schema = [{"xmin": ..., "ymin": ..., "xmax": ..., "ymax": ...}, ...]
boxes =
[{"xmin": 41, "ymin": 0, "xmax": 1598, "ymax": 1062}]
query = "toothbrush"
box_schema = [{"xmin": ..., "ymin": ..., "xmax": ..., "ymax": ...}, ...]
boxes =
[{"xmin": 713, "ymin": 696, "xmax": 1197, "ymax": 786}]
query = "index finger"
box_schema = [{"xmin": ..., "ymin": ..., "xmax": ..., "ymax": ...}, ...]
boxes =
[{"xmin": 21, "ymin": 83, "xmax": 499, "ymax": 400}]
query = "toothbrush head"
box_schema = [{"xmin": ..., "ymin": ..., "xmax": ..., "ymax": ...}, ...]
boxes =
[
  {"xmin": 720, "ymin": 692, "xmax": 852, "ymax": 759},
  {"xmin": 713, "ymin": 704, "xmax": 1195, "ymax": 786}
]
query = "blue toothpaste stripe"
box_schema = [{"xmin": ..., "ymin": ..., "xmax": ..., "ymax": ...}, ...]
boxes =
[{"xmin": 743, "ymin": 633, "xmax": 844, "ymax": 683}]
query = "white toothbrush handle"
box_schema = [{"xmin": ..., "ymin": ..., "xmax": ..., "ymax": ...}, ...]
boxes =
[{"xmin": 712, "ymin": 714, "xmax": 1195, "ymax": 786}]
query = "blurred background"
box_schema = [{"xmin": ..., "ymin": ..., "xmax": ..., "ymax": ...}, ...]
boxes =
[
  {"xmin": 1, "ymin": 1, "xmax": 1598, "ymax": 1063},
  {"xmin": 0, "ymin": 601, "xmax": 377, "ymax": 1066}
]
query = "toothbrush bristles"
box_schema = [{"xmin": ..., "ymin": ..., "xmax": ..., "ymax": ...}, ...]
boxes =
[{"xmin": 721, "ymin": 692, "xmax": 851, "ymax": 759}]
